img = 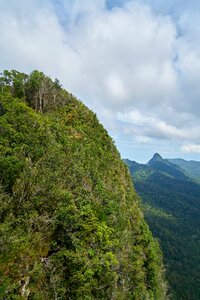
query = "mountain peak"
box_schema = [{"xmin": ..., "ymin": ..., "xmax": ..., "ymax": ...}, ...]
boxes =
[
  {"xmin": 148, "ymin": 153, "xmax": 164, "ymax": 166},
  {"xmin": 148, "ymin": 153, "xmax": 163, "ymax": 165},
  {"xmin": 152, "ymin": 153, "xmax": 163, "ymax": 160}
]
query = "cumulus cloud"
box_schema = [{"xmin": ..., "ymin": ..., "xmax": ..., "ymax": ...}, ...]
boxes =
[
  {"xmin": 1, "ymin": 0, "xmax": 200, "ymax": 160},
  {"xmin": 181, "ymin": 144, "xmax": 200, "ymax": 154},
  {"xmin": 68, "ymin": 1, "xmax": 179, "ymax": 112},
  {"xmin": 0, "ymin": 0, "xmax": 178, "ymax": 105},
  {"xmin": 117, "ymin": 110, "xmax": 200, "ymax": 141}
]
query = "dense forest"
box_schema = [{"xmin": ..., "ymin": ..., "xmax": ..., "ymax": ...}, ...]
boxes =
[
  {"xmin": 0, "ymin": 70, "xmax": 167, "ymax": 299},
  {"xmin": 125, "ymin": 154, "xmax": 200, "ymax": 300},
  {"xmin": 168, "ymin": 158, "xmax": 200, "ymax": 182}
]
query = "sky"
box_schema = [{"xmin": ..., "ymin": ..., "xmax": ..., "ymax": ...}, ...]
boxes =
[{"xmin": 1, "ymin": 0, "xmax": 200, "ymax": 162}]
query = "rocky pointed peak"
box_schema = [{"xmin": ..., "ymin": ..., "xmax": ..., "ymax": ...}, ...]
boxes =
[
  {"xmin": 148, "ymin": 153, "xmax": 163, "ymax": 166},
  {"xmin": 152, "ymin": 153, "xmax": 163, "ymax": 160}
]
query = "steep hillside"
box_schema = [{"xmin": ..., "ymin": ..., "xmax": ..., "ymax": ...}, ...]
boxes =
[
  {"xmin": 168, "ymin": 158, "xmax": 200, "ymax": 182},
  {"xmin": 125, "ymin": 155, "xmax": 200, "ymax": 300},
  {"xmin": 148, "ymin": 153, "xmax": 188, "ymax": 180},
  {"xmin": 0, "ymin": 70, "xmax": 167, "ymax": 299}
]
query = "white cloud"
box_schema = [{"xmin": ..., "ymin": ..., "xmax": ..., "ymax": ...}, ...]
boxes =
[
  {"xmin": 181, "ymin": 144, "xmax": 200, "ymax": 154},
  {"xmin": 116, "ymin": 110, "xmax": 200, "ymax": 141},
  {"xmin": 0, "ymin": 0, "xmax": 179, "ymax": 108},
  {"xmin": 135, "ymin": 136, "xmax": 152, "ymax": 144},
  {"xmin": 72, "ymin": 1, "xmax": 178, "ymax": 111},
  {"xmin": 1, "ymin": 0, "xmax": 200, "ymax": 159}
]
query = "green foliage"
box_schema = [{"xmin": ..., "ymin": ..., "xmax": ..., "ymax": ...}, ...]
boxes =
[
  {"xmin": 0, "ymin": 71, "xmax": 167, "ymax": 299},
  {"xmin": 126, "ymin": 156, "xmax": 200, "ymax": 299},
  {"xmin": 168, "ymin": 158, "xmax": 200, "ymax": 182}
]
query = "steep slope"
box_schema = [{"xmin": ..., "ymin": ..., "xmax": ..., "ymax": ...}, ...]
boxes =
[
  {"xmin": 0, "ymin": 71, "xmax": 167, "ymax": 300},
  {"xmin": 148, "ymin": 153, "xmax": 188, "ymax": 180},
  {"xmin": 125, "ymin": 155, "xmax": 200, "ymax": 300},
  {"xmin": 168, "ymin": 158, "xmax": 200, "ymax": 182}
]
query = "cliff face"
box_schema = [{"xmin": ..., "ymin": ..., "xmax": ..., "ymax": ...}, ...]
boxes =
[{"xmin": 0, "ymin": 70, "xmax": 167, "ymax": 299}]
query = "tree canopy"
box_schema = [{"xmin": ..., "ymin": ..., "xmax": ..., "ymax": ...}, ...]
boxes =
[{"xmin": 0, "ymin": 70, "xmax": 167, "ymax": 299}]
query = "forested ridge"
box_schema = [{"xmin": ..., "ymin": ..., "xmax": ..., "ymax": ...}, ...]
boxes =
[
  {"xmin": 125, "ymin": 154, "xmax": 200, "ymax": 300},
  {"xmin": 0, "ymin": 70, "xmax": 167, "ymax": 299},
  {"xmin": 168, "ymin": 158, "xmax": 200, "ymax": 182}
]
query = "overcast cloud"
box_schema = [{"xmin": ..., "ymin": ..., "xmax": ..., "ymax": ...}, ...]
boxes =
[{"xmin": 1, "ymin": 0, "xmax": 200, "ymax": 162}]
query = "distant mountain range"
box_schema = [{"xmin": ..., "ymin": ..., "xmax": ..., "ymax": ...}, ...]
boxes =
[
  {"xmin": 125, "ymin": 154, "xmax": 200, "ymax": 300},
  {"xmin": 168, "ymin": 157, "xmax": 200, "ymax": 182}
]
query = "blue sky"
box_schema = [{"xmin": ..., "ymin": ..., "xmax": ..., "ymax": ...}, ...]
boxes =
[{"xmin": 1, "ymin": 0, "xmax": 200, "ymax": 162}]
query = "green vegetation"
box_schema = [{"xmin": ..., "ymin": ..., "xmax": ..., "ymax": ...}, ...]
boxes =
[
  {"xmin": 125, "ymin": 155, "xmax": 200, "ymax": 300},
  {"xmin": 168, "ymin": 158, "xmax": 200, "ymax": 182},
  {"xmin": 0, "ymin": 70, "xmax": 167, "ymax": 299}
]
